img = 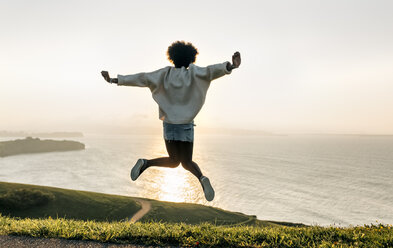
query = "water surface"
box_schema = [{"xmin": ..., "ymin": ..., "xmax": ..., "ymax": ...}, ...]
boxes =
[{"xmin": 1, "ymin": 134, "xmax": 392, "ymax": 226}]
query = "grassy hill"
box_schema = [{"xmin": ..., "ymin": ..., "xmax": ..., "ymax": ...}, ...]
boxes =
[
  {"xmin": 0, "ymin": 182, "xmax": 297, "ymax": 226},
  {"xmin": 0, "ymin": 182, "xmax": 140, "ymax": 222},
  {"xmin": 0, "ymin": 182, "xmax": 392, "ymax": 247},
  {"xmin": 0, "ymin": 215, "xmax": 391, "ymax": 247}
]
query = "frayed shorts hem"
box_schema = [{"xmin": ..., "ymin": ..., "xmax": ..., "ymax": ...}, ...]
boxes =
[{"xmin": 163, "ymin": 121, "xmax": 195, "ymax": 142}]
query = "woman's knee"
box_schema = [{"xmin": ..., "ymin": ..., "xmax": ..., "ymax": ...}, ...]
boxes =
[
  {"xmin": 180, "ymin": 160, "xmax": 193, "ymax": 170},
  {"xmin": 168, "ymin": 158, "xmax": 181, "ymax": 168}
]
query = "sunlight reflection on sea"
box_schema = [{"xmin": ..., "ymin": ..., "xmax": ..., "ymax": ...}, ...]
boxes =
[{"xmin": 1, "ymin": 134, "xmax": 393, "ymax": 226}]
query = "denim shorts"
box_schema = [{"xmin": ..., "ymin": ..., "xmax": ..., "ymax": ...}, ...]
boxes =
[{"xmin": 163, "ymin": 121, "xmax": 195, "ymax": 142}]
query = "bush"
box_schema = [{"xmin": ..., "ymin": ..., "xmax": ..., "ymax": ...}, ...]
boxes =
[{"xmin": 0, "ymin": 189, "xmax": 55, "ymax": 210}]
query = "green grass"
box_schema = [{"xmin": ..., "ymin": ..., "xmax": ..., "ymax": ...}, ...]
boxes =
[
  {"xmin": 141, "ymin": 199, "xmax": 260, "ymax": 226},
  {"xmin": 0, "ymin": 188, "xmax": 55, "ymax": 210},
  {"xmin": 0, "ymin": 182, "xmax": 140, "ymax": 222},
  {"xmin": 0, "ymin": 182, "xmax": 291, "ymax": 226},
  {"xmin": 0, "ymin": 182, "xmax": 392, "ymax": 247},
  {"xmin": 0, "ymin": 215, "xmax": 392, "ymax": 247}
]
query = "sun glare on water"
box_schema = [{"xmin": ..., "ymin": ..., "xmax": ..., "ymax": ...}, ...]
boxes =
[
  {"xmin": 157, "ymin": 167, "xmax": 189, "ymax": 202},
  {"xmin": 141, "ymin": 166, "xmax": 202, "ymax": 203},
  {"xmin": 139, "ymin": 141, "xmax": 202, "ymax": 203}
]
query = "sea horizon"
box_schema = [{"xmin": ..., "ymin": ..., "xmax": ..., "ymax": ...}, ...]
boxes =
[{"xmin": 1, "ymin": 133, "xmax": 392, "ymax": 226}]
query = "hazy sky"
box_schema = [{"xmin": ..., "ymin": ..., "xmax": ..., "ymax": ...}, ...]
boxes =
[{"xmin": 1, "ymin": 0, "xmax": 393, "ymax": 134}]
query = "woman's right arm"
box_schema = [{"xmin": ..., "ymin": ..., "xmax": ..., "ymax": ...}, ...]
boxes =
[
  {"xmin": 101, "ymin": 67, "xmax": 170, "ymax": 90},
  {"xmin": 101, "ymin": 71, "xmax": 117, "ymax": 83}
]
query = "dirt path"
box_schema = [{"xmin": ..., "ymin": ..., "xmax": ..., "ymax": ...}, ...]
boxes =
[
  {"xmin": 0, "ymin": 235, "xmax": 160, "ymax": 248},
  {"xmin": 129, "ymin": 199, "xmax": 151, "ymax": 223}
]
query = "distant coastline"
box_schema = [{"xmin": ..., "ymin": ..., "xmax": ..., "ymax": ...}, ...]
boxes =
[
  {"xmin": 0, "ymin": 131, "xmax": 83, "ymax": 138},
  {"xmin": 295, "ymin": 133, "xmax": 393, "ymax": 137},
  {"xmin": 0, "ymin": 137, "xmax": 85, "ymax": 157},
  {"xmin": 83, "ymin": 125, "xmax": 279, "ymax": 136}
]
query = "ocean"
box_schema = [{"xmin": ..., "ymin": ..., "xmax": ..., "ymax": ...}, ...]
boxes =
[{"xmin": 1, "ymin": 133, "xmax": 392, "ymax": 226}]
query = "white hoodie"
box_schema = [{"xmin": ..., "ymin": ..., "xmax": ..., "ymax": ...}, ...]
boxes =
[{"xmin": 117, "ymin": 62, "xmax": 232, "ymax": 124}]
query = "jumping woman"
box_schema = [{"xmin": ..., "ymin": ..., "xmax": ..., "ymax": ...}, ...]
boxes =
[{"xmin": 101, "ymin": 41, "xmax": 241, "ymax": 201}]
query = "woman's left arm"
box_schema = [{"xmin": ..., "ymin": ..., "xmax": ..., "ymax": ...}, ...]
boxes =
[{"xmin": 226, "ymin": 51, "xmax": 241, "ymax": 71}]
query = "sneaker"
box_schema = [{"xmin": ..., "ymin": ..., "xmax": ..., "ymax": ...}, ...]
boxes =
[
  {"xmin": 131, "ymin": 159, "xmax": 146, "ymax": 181},
  {"xmin": 200, "ymin": 176, "xmax": 215, "ymax": 201}
]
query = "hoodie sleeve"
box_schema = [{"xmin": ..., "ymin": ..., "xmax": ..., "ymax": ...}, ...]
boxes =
[
  {"xmin": 117, "ymin": 67, "xmax": 170, "ymax": 91},
  {"xmin": 193, "ymin": 61, "xmax": 232, "ymax": 82}
]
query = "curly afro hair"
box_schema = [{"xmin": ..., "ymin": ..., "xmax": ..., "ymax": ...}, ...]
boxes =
[{"xmin": 167, "ymin": 41, "xmax": 199, "ymax": 68}]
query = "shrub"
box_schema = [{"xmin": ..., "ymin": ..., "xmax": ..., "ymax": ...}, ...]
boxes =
[{"xmin": 0, "ymin": 189, "xmax": 55, "ymax": 210}]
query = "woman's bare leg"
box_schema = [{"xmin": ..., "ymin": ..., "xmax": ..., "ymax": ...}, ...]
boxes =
[
  {"xmin": 138, "ymin": 140, "xmax": 203, "ymax": 179},
  {"xmin": 139, "ymin": 140, "xmax": 180, "ymax": 174},
  {"xmin": 177, "ymin": 141, "xmax": 203, "ymax": 179}
]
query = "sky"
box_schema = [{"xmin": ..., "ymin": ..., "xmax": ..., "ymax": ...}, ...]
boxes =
[{"xmin": 1, "ymin": 0, "xmax": 393, "ymax": 134}]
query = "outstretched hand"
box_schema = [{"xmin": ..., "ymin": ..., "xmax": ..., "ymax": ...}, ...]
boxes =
[
  {"xmin": 101, "ymin": 71, "xmax": 110, "ymax": 82},
  {"xmin": 232, "ymin": 52, "xmax": 241, "ymax": 68}
]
